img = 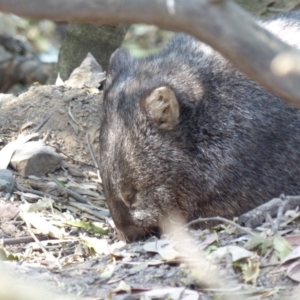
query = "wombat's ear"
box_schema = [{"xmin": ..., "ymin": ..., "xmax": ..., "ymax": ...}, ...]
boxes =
[
  {"xmin": 108, "ymin": 48, "xmax": 131, "ymax": 75},
  {"xmin": 142, "ymin": 86, "xmax": 180, "ymax": 130}
]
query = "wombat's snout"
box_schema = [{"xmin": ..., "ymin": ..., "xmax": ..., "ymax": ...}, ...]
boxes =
[{"xmin": 116, "ymin": 225, "xmax": 160, "ymax": 242}]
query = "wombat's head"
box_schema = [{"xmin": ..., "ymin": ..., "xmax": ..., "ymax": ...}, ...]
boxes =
[{"xmin": 99, "ymin": 48, "xmax": 205, "ymax": 242}]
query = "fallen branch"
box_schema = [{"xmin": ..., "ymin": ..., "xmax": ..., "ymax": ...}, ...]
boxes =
[
  {"xmin": 239, "ymin": 195, "xmax": 300, "ymax": 228},
  {"xmin": 0, "ymin": 0, "xmax": 300, "ymax": 106},
  {"xmin": 185, "ymin": 216, "xmax": 257, "ymax": 237},
  {"xmin": 67, "ymin": 201, "xmax": 109, "ymax": 221},
  {"xmin": 2, "ymin": 235, "xmax": 49, "ymax": 246},
  {"xmin": 272, "ymin": 194, "xmax": 290, "ymax": 233},
  {"xmin": 48, "ymin": 173, "xmax": 90, "ymax": 204},
  {"xmin": 16, "ymin": 182, "xmax": 65, "ymax": 202}
]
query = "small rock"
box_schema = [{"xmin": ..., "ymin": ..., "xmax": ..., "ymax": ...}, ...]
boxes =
[
  {"xmin": 1, "ymin": 221, "xmax": 18, "ymax": 235},
  {"xmin": 0, "ymin": 203, "xmax": 19, "ymax": 221},
  {"xmin": 64, "ymin": 52, "xmax": 105, "ymax": 89},
  {"xmin": 10, "ymin": 141, "xmax": 62, "ymax": 177},
  {"xmin": 0, "ymin": 169, "xmax": 14, "ymax": 193}
]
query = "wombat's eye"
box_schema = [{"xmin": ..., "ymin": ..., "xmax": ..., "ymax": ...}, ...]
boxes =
[
  {"xmin": 98, "ymin": 78, "xmax": 106, "ymax": 91},
  {"xmin": 122, "ymin": 187, "xmax": 138, "ymax": 208}
]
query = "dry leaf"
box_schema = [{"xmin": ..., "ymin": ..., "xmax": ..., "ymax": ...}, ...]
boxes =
[
  {"xmin": 112, "ymin": 280, "xmax": 131, "ymax": 293},
  {"xmin": 80, "ymin": 236, "xmax": 110, "ymax": 255},
  {"xmin": 21, "ymin": 212, "xmax": 65, "ymax": 238},
  {"xmin": 209, "ymin": 245, "xmax": 253, "ymax": 262},
  {"xmin": 0, "ymin": 203, "xmax": 19, "ymax": 221},
  {"xmin": 282, "ymin": 245, "xmax": 300, "ymax": 264},
  {"xmin": 0, "ymin": 133, "xmax": 38, "ymax": 169},
  {"xmin": 144, "ymin": 239, "xmax": 179, "ymax": 260},
  {"xmin": 286, "ymin": 261, "xmax": 300, "ymax": 282},
  {"xmin": 243, "ymin": 257, "xmax": 260, "ymax": 284},
  {"xmin": 100, "ymin": 259, "xmax": 116, "ymax": 279}
]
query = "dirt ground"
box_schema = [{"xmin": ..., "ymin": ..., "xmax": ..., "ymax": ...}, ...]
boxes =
[
  {"xmin": 0, "ymin": 84, "xmax": 101, "ymax": 166},
  {"xmin": 0, "ymin": 84, "xmax": 300, "ymax": 300}
]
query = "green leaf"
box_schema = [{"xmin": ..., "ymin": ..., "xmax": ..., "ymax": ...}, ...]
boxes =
[
  {"xmin": 244, "ymin": 236, "xmax": 272, "ymax": 255},
  {"xmin": 48, "ymin": 173, "xmax": 66, "ymax": 188},
  {"xmin": 65, "ymin": 220, "xmax": 108, "ymax": 235},
  {"xmin": 0, "ymin": 248, "xmax": 21, "ymax": 261},
  {"xmin": 273, "ymin": 233, "xmax": 293, "ymax": 261}
]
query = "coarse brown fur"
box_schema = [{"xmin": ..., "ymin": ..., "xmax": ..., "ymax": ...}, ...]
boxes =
[{"xmin": 100, "ymin": 11, "xmax": 300, "ymax": 242}]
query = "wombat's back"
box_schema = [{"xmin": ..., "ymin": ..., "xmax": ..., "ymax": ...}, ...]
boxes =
[{"xmin": 100, "ymin": 11, "xmax": 300, "ymax": 242}]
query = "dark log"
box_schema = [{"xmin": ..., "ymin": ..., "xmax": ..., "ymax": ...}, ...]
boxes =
[
  {"xmin": 0, "ymin": 34, "xmax": 54, "ymax": 91},
  {"xmin": 0, "ymin": 55, "xmax": 54, "ymax": 92}
]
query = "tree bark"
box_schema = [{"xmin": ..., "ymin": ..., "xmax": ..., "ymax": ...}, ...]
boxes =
[
  {"xmin": 50, "ymin": 23, "xmax": 129, "ymax": 82},
  {"xmin": 1, "ymin": 0, "xmax": 300, "ymax": 107}
]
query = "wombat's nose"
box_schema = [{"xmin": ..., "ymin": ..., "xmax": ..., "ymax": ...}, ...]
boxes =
[{"xmin": 116, "ymin": 225, "xmax": 159, "ymax": 242}]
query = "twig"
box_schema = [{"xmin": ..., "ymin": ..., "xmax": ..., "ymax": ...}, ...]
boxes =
[
  {"xmin": 259, "ymin": 262, "xmax": 281, "ymax": 268},
  {"xmin": 86, "ymin": 133, "xmax": 102, "ymax": 183},
  {"xmin": 17, "ymin": 182, "xmax": 107, "ymax": 220},
  {"xmin": 2, "ymin": 235, "xmax": 49, "ymax": 246},
  {"xmin": 25, "ymin": 221, "xmax": 49, "ymax": 256},
  {"xmin": 51, "ymin": 146, "xmax": 94, "ymax": 168},
  {"xmin": 16, "ymin": 182, "xmax": 67, "ymax": 203},
  {"xmin": 42, "ymin": 129, "xmax": 51, "ymax": 143},
  {"xmin": 280, "ymin": 211, "xmax": 300, "ymax": 227},
  {"xmin": 265, "ymin": 213, "xmax": 274, "ymax": 230},
  {"xmin": 67, "ymin": 201, "xmax": 108, "ymax": 221},
  {"xmin": 33, "ymin": 112, "xmax": 53, "ymax": 133},
  {"xmin": 86, "ymin": 133, "xmax": 99, "ymax": 169},
  {"xmin": 68, "ymin": 104, "xmax": 83, "ymax": 131},
  {"xmin": 261, "ymin": 247, "xmax": 274, "ymax": 266},
  {"xmin": 272, "ymin": 194, "xmax": 290, "ymax": 234},
  {"xmin": 185, "ymin": 216, "xmax": 258, "ymax": 237},
  {"xmin": 48, "ymin": 173, "xmax": 90, "ymax": 204}
]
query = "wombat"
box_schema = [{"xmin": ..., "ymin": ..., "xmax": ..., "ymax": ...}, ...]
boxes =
[{"xmin": 99, "ymin": 11, "xmax": 300, "ymax": 242}]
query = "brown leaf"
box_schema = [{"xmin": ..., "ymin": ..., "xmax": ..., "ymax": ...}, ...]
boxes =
[
  {"xmin": 286, "ymin": 261, "xmax": 300, "ymax": 282},
  {"xmin": 282, "ymin": 245, "xmax": 300, "ymax": 265},
  {"xmin": 0, "ymin": 203, "xmax": 19, "ymax": 221},
  {"xmin": 285, "ymin": 234, "xmax": 300, "ymax": 247}
]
